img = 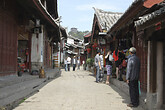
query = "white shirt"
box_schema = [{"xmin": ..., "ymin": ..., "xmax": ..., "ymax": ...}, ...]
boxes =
[
  {"xmin": 73, "ymin": 58, "xmax": 76, "ymax": 64},
  {"xmin": 100, "ymin": 55, "xmax": 103, "ymax": 67},
  {"xmin": 64, "ymin": 59, "xmax": 67, "ymax": 64},
  {"xmin": 77, "ymin": 60, "xmax": 80, "ymax": 64},
  {"xmin": 67, "ymin": 57, "xmax": 71, "ymax": 64}
]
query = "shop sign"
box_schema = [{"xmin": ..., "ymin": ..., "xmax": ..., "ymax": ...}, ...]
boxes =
[
  {"xmin": 135, "ymin": 6, "xmax": 165, "ymax": 27},
  {"xmin": 155, "ymin": 22, "xmax": 161, "ymax": 30}
]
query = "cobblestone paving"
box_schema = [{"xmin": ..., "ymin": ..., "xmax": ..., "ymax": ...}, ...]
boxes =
[{"xmin": 14, "ymin": 68, "xmax": 143, "ymax": 110}]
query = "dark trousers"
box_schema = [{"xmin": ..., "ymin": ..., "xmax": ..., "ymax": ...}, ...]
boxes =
[
  {"xmin": 68, "ymin": 64, "xmax": 70, "ymax": 71},
  {"xmin": 129, "ymin": 80, "xmax": 139, "ymax": 106},
  {"xmin": 96, "ymin": 66, "xmax": 100, "ymax": 82},
  {"xmin": 73, "ymin": 64, "xmax": 76, "ymax": 71}
]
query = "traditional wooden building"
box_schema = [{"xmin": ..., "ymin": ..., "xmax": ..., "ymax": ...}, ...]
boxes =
[
  {"xmin": 135, "ymin": 1, "xmax": 165, "ymax": 109},
  {"xmin": 107, "ymin": 0, "xmax": 165, "ymax": 109},
  {"xmin": 91, "ymin": 8, "xmax": 122, "ymax": 65},
  {"xmin": 83, "ymin": 32, "xmax": 91, "ymax": 59},
  {"xmin": 107, "ymin": 0, "xmax": 147, "ymax": 92},
  {"xmin": 0, "ymin": 0, "xmax": 61, "ymax": 76},
  {"xmin": 64, "ymin": 35, "xmax": 84, "ymax": 64}
]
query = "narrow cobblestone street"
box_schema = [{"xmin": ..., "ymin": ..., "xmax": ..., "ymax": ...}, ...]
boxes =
[{"xmin": 13, "ymin": 68, "xmax": 143, "ymax": 110}]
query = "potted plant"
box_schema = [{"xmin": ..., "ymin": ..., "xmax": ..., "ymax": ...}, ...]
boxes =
[{"xmin": 86, "ymin": 58, "xmax": 94, "ymax": 70}]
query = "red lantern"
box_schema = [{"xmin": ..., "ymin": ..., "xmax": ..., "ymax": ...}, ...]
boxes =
[
  {"xmin": 92, "ymin": 43, "xmax": 97, "ymax": 49},
  {"xmin": 86, "ymin": 48, "xmax": 91, "ymax": 53}
]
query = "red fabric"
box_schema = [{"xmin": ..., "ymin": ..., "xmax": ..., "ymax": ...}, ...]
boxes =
[
  {"xmin": 113, "ymin": 50, "xmax": 119, "ymax": 61},
  {"xmin": 87, "ymin": 48, "xmax": 91, "ymax": 53},
  {"xmin": 122, "ymin": 59, "xmax": 127, "ymax": 68},
  {"xmin": 92, "ymin": 43, "xmax": 97, "ymax": 49}
]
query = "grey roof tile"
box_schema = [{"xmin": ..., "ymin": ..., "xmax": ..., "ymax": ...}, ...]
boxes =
[{"xmin": 93, "ymin": 8, "xmax": 123, "ymax": 30}]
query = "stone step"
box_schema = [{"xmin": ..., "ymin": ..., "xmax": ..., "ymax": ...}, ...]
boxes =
[{"xmin": 0, "ymin": 78, "xmax": 46, "ymax": 107}]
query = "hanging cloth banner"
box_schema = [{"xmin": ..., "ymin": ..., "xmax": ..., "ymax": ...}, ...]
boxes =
[{"xmin": 143, "ymin": 0, "xmax": 164, "ymax": 8}]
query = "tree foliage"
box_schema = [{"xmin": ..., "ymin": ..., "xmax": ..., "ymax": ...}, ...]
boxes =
[{"xmin": 68, "ymin": 30, "xmax": 89, "ymax": 40}]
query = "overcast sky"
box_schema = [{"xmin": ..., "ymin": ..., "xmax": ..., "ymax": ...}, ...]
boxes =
[{"xmin": 58, "ymin": 0, "xmax": 134, "ymax": 32}]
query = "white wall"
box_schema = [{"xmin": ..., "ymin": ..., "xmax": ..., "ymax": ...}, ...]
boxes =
[{"xmin": 31, "ymin": 26, "xmax": 44, "ymax": 63}]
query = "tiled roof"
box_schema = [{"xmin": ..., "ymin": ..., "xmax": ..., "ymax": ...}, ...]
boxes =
[
  {"xmin": 107, "ymin": 0, "xmax": 144, "ymax": 33},
  {"xmin": 93, "ymin": 7, "xmax": 123, "ymax": 30},
  {"xmin": 84, "ymin": 32, "xmax": 91, "ymax": 38},
  {"xmin": 68, "ymin": 35, "xmax": 83, "ymax": 41}
]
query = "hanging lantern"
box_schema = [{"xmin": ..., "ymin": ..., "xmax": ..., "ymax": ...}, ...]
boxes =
[
  {"xmin": 92, "ymin": 43, "xmax": 97, "ymax": 49},
  {"xmin": 86, "ymin": 48, "xmax": 91, "ymax": 53}
]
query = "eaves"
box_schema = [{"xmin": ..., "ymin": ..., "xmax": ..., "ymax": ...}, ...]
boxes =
[{"xmin": 107, "ymin": 0, "xmax": 145, "ymax": 34}]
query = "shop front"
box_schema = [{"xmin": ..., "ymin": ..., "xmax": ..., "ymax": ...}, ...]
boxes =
[{"xmin": 135, "ymin": 3, "xmax": 165, "ymax": 109}]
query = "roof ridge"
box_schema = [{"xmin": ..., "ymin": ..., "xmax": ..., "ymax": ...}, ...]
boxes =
[{"xmin": 93, "ymin": 7, "xmax": 123, "ymax": 14}]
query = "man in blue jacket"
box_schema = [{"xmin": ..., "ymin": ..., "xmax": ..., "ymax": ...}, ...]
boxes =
[{"xmin": 126, "ymin": 47, "xmax": 140, "ymax": 107}]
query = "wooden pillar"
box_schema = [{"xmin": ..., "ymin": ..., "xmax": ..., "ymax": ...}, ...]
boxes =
[
  {"xmin": 163, "ymin": 41, "xmax": 165, "ymax": 106},
  {"xmin": 28, "ymin": 33, "xmax": 32, "ymax": 72},
  {"xmin": 156, "ymin": 41, "xmax": 163, "ymax": 108},
  {"xmin": 146, "ymin": 41, "xmax": 158, "ymax": 110},
  {"xmin": 149, "ymin": 41, "xmax": 157, "ymax": 92},
  {"xmin": 147, "ymin": 41, "xmax": 151, "ymax": 93}
]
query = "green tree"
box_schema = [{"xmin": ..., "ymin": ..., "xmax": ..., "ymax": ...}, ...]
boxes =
[{"xmin": 68, "ymin": 30, "xmax": 89, "ymax": 40}]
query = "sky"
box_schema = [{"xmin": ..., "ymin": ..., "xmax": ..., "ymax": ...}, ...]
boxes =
[{"xmin": 58, "ymin": 0, "xmax": 134, "ymax": 32}]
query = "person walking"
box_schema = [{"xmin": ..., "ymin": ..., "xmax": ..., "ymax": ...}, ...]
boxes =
[
  {"xmin": 113, "ymin": 47, "xmax": 119, "ymax": 79},
  {"xmin": 77, "ymin": 58, "xmax": 80, "ymax": 70},
  {"xmin": 126, "ymin": 47, "xmax": 140, "ymax": 108},
  {"xmin": 72, "ymin": 56, "xmax": 77, "ymax": 71},
  {"xmin": 82, "ymin": 60, "xmax": 85, "ymax": 70},
  {"xmin": 118, "ymin": 48, "xmax": 126, "ymax": 81},
  {"xmin": 67, "ymin": 56, "xmax": 71, "ymax": 71},
  {"xmin": 94, "ymin": 49, "xmax": 102, "ymax": 83},
  {"xmin": 105, "ymin": 50, "xmax": 113, "ymax": 85},
  {"xmin": 99, "ymin": 51, "xmax": 104, "ymax": 82},
  {"xmin": 64, "ymin": 57, "xmax": 68, "ymax": 71}
]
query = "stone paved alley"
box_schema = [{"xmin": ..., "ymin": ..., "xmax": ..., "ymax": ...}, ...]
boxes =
[{"xmin": 13, "ymin": 68, "xmax": 144, "ymax": 110}]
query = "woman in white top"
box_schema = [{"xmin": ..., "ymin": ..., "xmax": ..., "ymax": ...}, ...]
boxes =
[
  {"xmin": 67, "ymin": 56, "xmax": 71, "ymax": 71},
  {"xmin": 105, "ymin": 50, "xmax": 113, "ymax": 85}
]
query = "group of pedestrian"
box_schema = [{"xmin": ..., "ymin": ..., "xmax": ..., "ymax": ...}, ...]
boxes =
[
  {"xmin": 94, "ymin": 47, "xmax": 140, "ymax": 108},
  {"xmin": 64, "ymin": 56, "xmax": 81, "ymax": 71},
  {"xmin": 113, "ymin": 47, "xmax": 126, "ymax": 81}
]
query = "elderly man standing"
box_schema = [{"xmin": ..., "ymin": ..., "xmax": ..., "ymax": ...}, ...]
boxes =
[
  {"xmin": 94, "ymin": 49, "xmax": 102, "ymax": 83},
  {"xmin": 126, "ymin": 47, "xmax": 140, "ymax": 108}
]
